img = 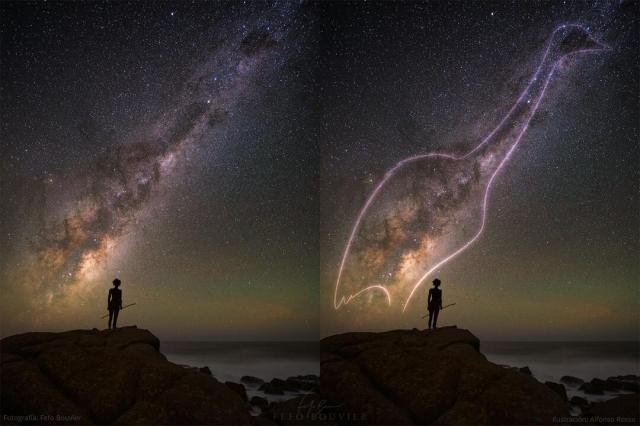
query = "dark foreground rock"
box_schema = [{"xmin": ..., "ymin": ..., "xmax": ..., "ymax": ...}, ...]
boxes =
[
  {"xmin": 226, "ymin": 381, "xmax": 249, "ymax": 402},
  {"xmin": 200, "ymin": 366, "xmax": 213, "ymax": 376},
  {"xmin": 519, "ymin": 366, "xmax": 533, "ymax": 376},
  {"xmin": 0, "ymin": 327, "xmax": 250, "ymax": 425},
  {"xmin": 583, "ymin": 394, "xmax": 640, "ymax": 424},
  {"xmin": 545, "ymin": 381, "xmax": 568, "ymax": 402},
  {"xmin": 321, "ymin": 326, "xmax": 569, "ymax": 425},
  {"xmin": 250, "ymin": 396, "xmax": 270, "ymax": 411}
]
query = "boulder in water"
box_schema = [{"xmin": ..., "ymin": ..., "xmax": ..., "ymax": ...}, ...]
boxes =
[
  {"xmin": 569, "ymin": 396, "xmax": 589, "ymax": 408},
  {"xmin": 579, "ymin": 382, "xmax": 605, "ymax": 395},
  {"xmin": 561, "ymin": 375, "xmax": 585, "ymax": 387},
  {"xmin": 285, "ymin": 377, "xmax": 319, "ymax": 392},
  {"xmin": 242, "ymin": 375, "xmax": 265, "ymax": 386},
  {"xmin": 259, "ymin": 382, "xmax": 285, "ymax": 395},
  {"xmin": 580, "ymin": 378, "xmax": 620, "ymax": 394},
  {"xmin": 271, "ymin": 378, "xmax": 299, "ymax": 392},
  {"xmin": 606, "ymin": 375, "xmax": 640, "ymax": 393}
]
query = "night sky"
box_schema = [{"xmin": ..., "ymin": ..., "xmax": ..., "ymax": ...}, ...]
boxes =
[
  {"xmin": 319, "ymin": 1, "xmax": 638, "ymax": 340},
  {"xmin": 1, "ymin": 1, "xmax": 638, "ymax": 342},
  {"xmin": 1, "ymin": 1, "xmax": 319, "ymax": 340}
]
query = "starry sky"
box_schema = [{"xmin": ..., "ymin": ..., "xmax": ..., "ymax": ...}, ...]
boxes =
[
  {"xmin": 1, "ymin": 1, "xmax": 319, "ymax": 341},
  {"xmin": 319, "ymin": 0, "xmax": 638, "ymax": 340},
  {"xmin": 1, "ymin": 1, "xmax": 637, "ymax": 342}
]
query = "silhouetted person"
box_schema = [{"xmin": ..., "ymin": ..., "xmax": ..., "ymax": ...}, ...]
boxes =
[
  {"xmin": 108, "ymin": 278, "xmax": 123, "ymax": 329},
  {"xmin": 427, "ymin": 278, "xmax": 443, "ymax": 329}
]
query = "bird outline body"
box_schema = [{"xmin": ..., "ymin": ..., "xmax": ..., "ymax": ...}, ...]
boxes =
[{"xmin": 334, "ymin": 24, "xmax": 608, "ymax": 313}]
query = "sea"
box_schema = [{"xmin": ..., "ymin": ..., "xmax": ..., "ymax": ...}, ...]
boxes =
[
  {"xmin": 160, "ymin": 340, "xmax": 638, "ymax": 407},
  {"xmin": 161, "ymin": 341, "xmax": 319, "ymax": 403},
  {"xmin": 482, "ymin": 341, "xmax": 639, "ymax": 403}
]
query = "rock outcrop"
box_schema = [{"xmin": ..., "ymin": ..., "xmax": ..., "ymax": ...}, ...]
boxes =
[
  {"xmin": 545, "ymin": 381, "xmax": 568, "ymax": 402},
  {"xmin": 570, "ymin": 396, "xmax": 589, "ymax": 409},
  {"xmin": 583, "ymin": 394, "xmax": 640, "ymax": 422},
  {"xmin": 242, "ymin": 375, "xmax": 266, "ymax": 386},
  {"xmin": 320, "ymin": 326, "xmax": 569, "ymax": 425},
  {"xmin": 226, "ymin": 381, "xmax": 249, "ymax": 402},
  {"xmin": 1, "ymin": 327, "xmax": 250, "ymax": 425},
  {"xmin": 580, "ymin": 376, "xmax": 640, "ymax": 395},
  {"xmin": 256, "ymin": 377, "xmax": 320, "ymax": 396}
]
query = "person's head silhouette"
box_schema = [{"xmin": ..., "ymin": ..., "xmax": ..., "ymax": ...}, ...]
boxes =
[
  {"xmin": 113, "ymin": 278, "xmax": 121, "ymax": 288},
  {"xmin": 432, "ymin": 278, "xmax": 441, "ymax": 288}
]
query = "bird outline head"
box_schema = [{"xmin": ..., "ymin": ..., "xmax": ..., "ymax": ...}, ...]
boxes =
[{"xmin": 553, "ymin": 24, "xmax": 611, "ymax": 59}]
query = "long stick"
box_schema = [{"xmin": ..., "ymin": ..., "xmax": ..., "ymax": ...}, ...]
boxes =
[
  {"xmin": 101, "ymin": 303, "xmax": 137, "ymax": 319},
  {"xmin": 421, "ymin": 303, "xmax": 456, "ymax": 319}
]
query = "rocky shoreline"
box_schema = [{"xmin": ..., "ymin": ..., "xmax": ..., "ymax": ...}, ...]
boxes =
[
  {"xmin": 319, "ymin": 326, "xmax": 639, "ymax": 425},
  {"xmin": 1, "ymin": 326, "xmax": 637, "ymax": 425},
  {"xmin": 495, "ymin": 365, "xmax": 639, "ymax": 414},
  {"xmin": 0, "ymin": 326, "xmax": 321, "ymax": 425}
]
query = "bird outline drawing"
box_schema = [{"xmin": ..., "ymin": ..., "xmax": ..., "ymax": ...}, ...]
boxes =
[{"xmin": 334, "ymin": 24, "xmax": 609, "ymax": 313}]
